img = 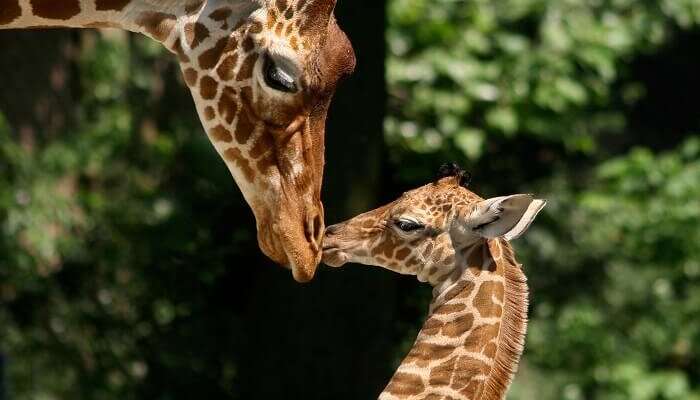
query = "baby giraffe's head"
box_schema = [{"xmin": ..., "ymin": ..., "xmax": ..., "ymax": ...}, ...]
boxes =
[{"xmin": 322, "ymin": 164, "xmax": 546, "ymax": 285}]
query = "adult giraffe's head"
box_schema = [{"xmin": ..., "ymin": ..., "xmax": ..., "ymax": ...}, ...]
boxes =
[
  {"xmin": 323, "ymin": 164, "xmax": 546, "ymax": 284},
  {"xmin": 0, "ymin": 0, "xmax": 354, "ymax": 281},
  {"xmin": 174, "ymin": 0, "xmax": 356, "ymax": 282}
]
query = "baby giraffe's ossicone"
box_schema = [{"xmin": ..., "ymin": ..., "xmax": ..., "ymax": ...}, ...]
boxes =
[{"xmin": 323, "ymin": 164, "xmax": 545, "ymax": 400}]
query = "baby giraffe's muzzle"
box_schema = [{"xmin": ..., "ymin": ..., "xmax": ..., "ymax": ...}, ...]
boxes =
[{"xmin": 321, "ymin": 223, "xmax": 350, "ymax": 267}]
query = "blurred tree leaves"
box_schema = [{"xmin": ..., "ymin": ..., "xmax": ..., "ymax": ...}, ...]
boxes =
[
  {"xmin": 0, "ymin": 32, "xmax": 247, "ymax": 399},
  {"xmin": 386, "ymin": 1, "xmax": 700, "ymax": 399},
  {"xmin": 515, "ymin": 138, "xmax": 700, "ymax": 399},
  {"xmin": 1, "ymin": 1, "xmax": 700, "ymax": 399},
  {"xmin": 387, "ymin": 0, "xmax": 700, "ymax": 159}
]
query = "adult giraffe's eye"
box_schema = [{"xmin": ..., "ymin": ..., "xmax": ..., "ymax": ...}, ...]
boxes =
[
  {"xmin": 395, "ymin": 219, "xmax": 424, "ymax": 233},
  {"xmin": 263, "ymin": 54, "xmax": 298, "ymax": 93}
]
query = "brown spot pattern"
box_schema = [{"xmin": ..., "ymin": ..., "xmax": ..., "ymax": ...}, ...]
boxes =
[
  {"xmin": 473, "ymin": 281, "xmax": 504, "ymax": 318},
  {"xmin": 216, "ymin": 54, "xmax": 239, "ymax": 81},
  {"xmin": 183, "ymin": 68, "xmax": 198, "ymax": 87},
  {"xmin": 95, "ymin": 0, "xmax": 130, "ymax": 11},
  {"xmin": 31, "ymin": 0, "xmax": 80, "ymax": 20},
  {"xmin": 250, "ymin": 132, "xmax": 273, "ymax": 159},
  {"xmin": 275, "ymin": 22, "xmax": 284, "ymax": 36},
  {"xmin": 443, "ymin": 280, "xmax": 475, "ymax": 302},
  {"xmin": 209, "ymin": 125, "xmax": 233, "ymax": 143},
  {"xmin": 460, "ymin": 379, "xmax": 484, "ymax": 399},
  {"xmin": 433, "ymin": 303, "xmax": 466, "ymax": 315},
  {"xmin": 224, "ymin": 148, "xmax": 255, "ymax": 182},
  {"xmin": 234, "ymin": 104, "xmax": 255, "ymax": 144},
  {"xmin": 0, "ymin": 0, "xmax": 22, "ymax": 25},
  {"xmin": 441, "ymin": 313, "xmax": 474, "ymax": 337},
  {"xmin": 171, "ymin": 38, "xmax": 190, "ymax": 63},
  {"xmin": 395, "ymin": 247, "xmax": 411, "ymax": 261},
  {"xmin": 218, "ymin": 87, "xmax": 238, "ymax": 124},
  {"xmin": 483, "ymin": 342, "xmax": 498, "ymax": 359},
  {"xmin": 198, "ymin": 37, "xmax": 228, "ymax": 70},
  {"xmin": 236, "ymin": 52, "xmax": 258, "ymax": 81},
  {"xmin": 137, "ymin": 12, "xmax": 176, "ymax": 42},
  {"xmin": 275, "ymin": 0, "xmax": 288, "ymax": 11},
  {"xmin": 209, "ymin": 8, "xmax": 232, "ymax": 21},
  {"xmin": 385, "ymin": 372, "xmax": 425, "ymax": 398},
  {"xmin": 266, "ymin": 9, "xmax": 277, "ymax": 29},
  {"xmin": 429, "ymin": 356, "xmax": 457, "ymax": 387},
  {"xmin": 404, "ymin": 342, "xmax": 454, "ymax": 368},
  {"xmin": 204, "ymin": 106, "xmax": 216, "ymax": 121},
  {"xmin": 199, "ymin": 76, "xmax": 218, "ymax": 100},
  {"xmin": 257, "ymin": 153, "xmax": 275, "ymax": 175},
  {"xmin": 372, "ymin": 235, "xmax": 399, "ymax": 259},
  {"xmin": 242, "ymin": 36, "xmax": 255, "ymax": 52},
  {"xmin": 464, "ymin": 323, "xmax": 500, "ymax": 353},
  {"xmin": 184, "ymin": 22, "xmax": 209, "ymax": 49},
  {"xmin": 249, "ymin": 21, "xmax": 263, "ymax": 33}
]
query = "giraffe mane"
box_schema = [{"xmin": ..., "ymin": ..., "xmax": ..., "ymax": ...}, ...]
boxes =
[
  {"xmin": 481, "ymin": 239, "xmax": 529, "ymax": 400},
  {"xmin": 436, "ymin": 162, "xmax": 472, "ymax": 188}
]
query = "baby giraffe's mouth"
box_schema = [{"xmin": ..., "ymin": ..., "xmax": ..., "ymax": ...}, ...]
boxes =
[
  {"xmin": 321, "ymin": 244, "xmax": 349, "ymax": 268},
  {"xmin": 322, "ymin": 224, "xmax": 351, "ymax": 267}
]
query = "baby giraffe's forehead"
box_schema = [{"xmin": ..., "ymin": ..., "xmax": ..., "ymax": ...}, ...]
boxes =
[{"xmin": 395, "ymin": 178, "xmax": 483, "ymax": 213}]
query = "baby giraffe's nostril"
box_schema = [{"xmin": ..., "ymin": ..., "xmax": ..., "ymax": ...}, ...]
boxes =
[{"xmin": 325, "ymin": 224, "xmax": 342, "ymax": 236}]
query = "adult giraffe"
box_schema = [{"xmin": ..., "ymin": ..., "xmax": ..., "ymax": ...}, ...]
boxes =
[{"xmin": 0, "ymin": 0, "xmax": 356, "ymax": 282}]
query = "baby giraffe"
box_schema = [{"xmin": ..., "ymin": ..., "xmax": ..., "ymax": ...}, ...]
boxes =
[{"xmin": 323, "ymin": 164, "xmax": 545, "ymax": 400}]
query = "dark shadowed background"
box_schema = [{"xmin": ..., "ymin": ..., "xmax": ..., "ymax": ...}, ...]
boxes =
[{"xmin": 1, "ymin": 1, "xmax": 700, "ymax": 399}]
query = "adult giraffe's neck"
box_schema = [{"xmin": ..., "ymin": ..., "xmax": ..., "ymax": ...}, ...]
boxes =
[
  {"xmin": 380, "ymin": 239, "xmax": 528, "ymax": 400},
  {"xmin": 0, "ymin": 1, "xmax": 244, "ymax": 46}
]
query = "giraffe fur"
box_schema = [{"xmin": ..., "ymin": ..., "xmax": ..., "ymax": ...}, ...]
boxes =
[
  {"xmin": 323, "ymin": 165, "xmax": 546, "ymax": 400},
  {"xmin": 0, "ymin": 0, "xmax": 356, "ymax": 282}
]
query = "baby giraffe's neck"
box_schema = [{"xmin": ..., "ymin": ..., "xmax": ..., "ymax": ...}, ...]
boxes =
[{"xmin": 380, "ymin": 239, "xmax": 528, "ymax": 400}]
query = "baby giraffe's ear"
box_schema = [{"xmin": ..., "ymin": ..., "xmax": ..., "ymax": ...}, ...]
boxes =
[{"xmin": 469, "ymin": 194, "xmax": 546, "ymax": 241}]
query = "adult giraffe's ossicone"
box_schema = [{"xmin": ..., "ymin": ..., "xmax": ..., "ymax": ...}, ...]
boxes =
[{"xmin": 0, "ymin": 0, "xmax": 356, "ymax": 282}]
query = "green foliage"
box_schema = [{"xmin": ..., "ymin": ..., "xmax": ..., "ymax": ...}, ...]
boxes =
[
  {"xmin": 0, "ymin": 33, "xmax": 250, "ymax": 399},
  {"xmin": 1, "ymin": 1, "xmax": 700, "ymax": 399},
  {"xmin": 513, "ymin": 138, "xmax": 700, "ymax": 399},
  {"xmin": 387, "ymin": 0, "xmax": 700, "ymax": 399},
  {"xmin": 387, "ymin": 0, "xmax": 700, "ymax": 158}
]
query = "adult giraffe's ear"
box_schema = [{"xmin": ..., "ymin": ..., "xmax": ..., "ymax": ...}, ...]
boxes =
[
  {"xmin": 300, "ymin": 0, "xmax": 337, "ymax": 36},
  {"xmin": 466, "ymin": 194, "xmax": 546, "ymax": 241}
]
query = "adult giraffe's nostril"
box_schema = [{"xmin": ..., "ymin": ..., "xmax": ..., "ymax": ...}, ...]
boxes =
[{"xmin": 305, "ymin": 212, "xmax": 324, "ymax": 253}]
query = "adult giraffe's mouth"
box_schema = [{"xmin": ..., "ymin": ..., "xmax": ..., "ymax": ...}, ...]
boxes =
[
  {"xmin": 253, "ymin": 176, "xmax": 324, "ymax": 282},
  {"xmin": 251, "ymin": 113, "xmax": 326, "ymax": 283}
]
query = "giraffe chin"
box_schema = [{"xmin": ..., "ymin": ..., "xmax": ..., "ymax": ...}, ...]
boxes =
[
  {"xmin": 321, "ymin": 248, "xmax": 349, "ymax": 268},
  {"xmin": 255, "ymin": 204, "xmax": 323, "ymax": 283}
]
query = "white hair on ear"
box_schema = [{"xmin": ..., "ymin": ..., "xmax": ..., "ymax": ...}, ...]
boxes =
[
  {"xmin": 503, "ymin": 198, "xmax": 546, "ymax": 241},
  {"xmin": 469, "ymin": 194, "xmax": 546, "ymax": 240}
]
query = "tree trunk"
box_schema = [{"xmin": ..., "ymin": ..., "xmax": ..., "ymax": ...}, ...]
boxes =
[{"xmin": 238, "ymin": 2, "xmax": 394, "ymax": 399}]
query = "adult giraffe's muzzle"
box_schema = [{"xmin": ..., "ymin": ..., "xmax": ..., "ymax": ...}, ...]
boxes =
[
  {"xmin": 252, "ymin": 109, "xmax": 327, "ymax": 283},
  {"xmin": 226, "ymin": 4, "xmax": 354, "ymax": 282}
]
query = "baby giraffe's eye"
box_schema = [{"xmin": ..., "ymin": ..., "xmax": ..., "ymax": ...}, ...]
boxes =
[{"xmin": 394, "ymin": 219, "xmax": 424, "ymax": 233}]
